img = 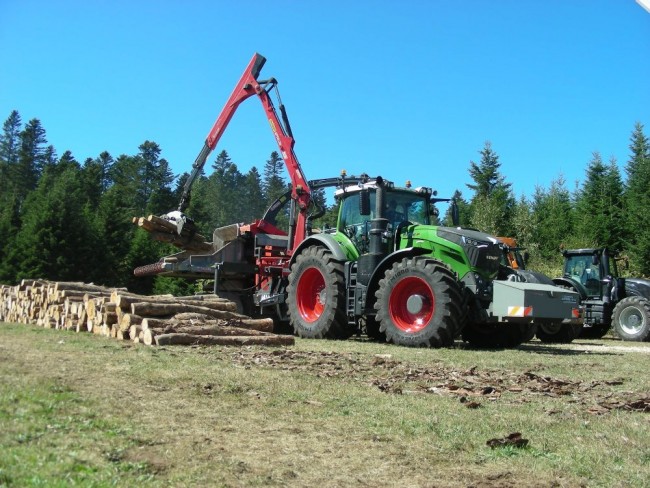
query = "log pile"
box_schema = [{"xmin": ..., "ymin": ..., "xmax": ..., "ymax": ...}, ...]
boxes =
[
  {"xmin": 0, "ymin": 280, "xmax": 293, "ymax": 347},
  {"xmin": 132, "ymin": 214, "xmax": 212, "ymax": 252}
]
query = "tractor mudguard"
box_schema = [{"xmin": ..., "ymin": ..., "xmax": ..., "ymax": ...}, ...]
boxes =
[
  {"xmin": 290, "ymin": 234, "xmax": 348, "ymax": 267},
  {"xmin": 365, "ymin": 247, "xmax": 431, "ymax": 303},
  {"xmin": 625, "ymin": 278, "xmax": 650, "ymax": 301}
]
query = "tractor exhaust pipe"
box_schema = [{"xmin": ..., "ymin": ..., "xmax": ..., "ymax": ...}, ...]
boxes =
[{"xmin": 357, "ymin": 177, "xmax": 389, "ymax": 286}]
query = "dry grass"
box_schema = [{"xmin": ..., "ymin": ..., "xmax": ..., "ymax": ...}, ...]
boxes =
[{"xmin": 1, "ymin": 323, "xmax": 649, "ymax": 487}]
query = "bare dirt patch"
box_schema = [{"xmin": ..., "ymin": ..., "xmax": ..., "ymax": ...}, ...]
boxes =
[{"xmin": 227, "ymin": 347, "xmax": 650, "ymax": 415}]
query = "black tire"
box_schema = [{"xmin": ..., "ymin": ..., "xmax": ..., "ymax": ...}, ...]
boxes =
[
  {"xmin": 364, "ymin": 316, "xmax": 386, "ymax": 341},
  {"xmin": 286, "ymin": 246, "xmax": 351, "ymax": 339},
  {"xmin": 536, "ymin": 321, "xmax": 583, "ymax": 344},
  {"xmin": 462, "ymin": 322, "xmax": 536, "ymax": 348},
  {"xmin": 612, "ymin": 296, "xmax": 650, "ymax": 342},
  {"xmin": 374, "ymin": 257, "xmax": 463, "ymax": 348}
]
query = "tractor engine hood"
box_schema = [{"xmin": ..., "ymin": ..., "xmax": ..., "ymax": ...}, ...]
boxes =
[
  {"xmin": 625, "ymin": 278, "xmax": 650, "ymax": 300},
  {"xmin": 434, "ymin": 226, "xmax": 502, "ymax": 276}
]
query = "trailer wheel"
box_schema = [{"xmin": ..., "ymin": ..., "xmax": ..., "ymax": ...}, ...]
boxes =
[
  {"xmin": 287, "ymin": 246, "xmax": 350, "ymax": 339},
  {"xmin": 536, "ymin": 321, "xmax": 583, "ymax": 343},
  {"xmin": 462, "ymin": 322, "xmax": 536, "ymax": 348},
  {"xmin": 375, "ymin": 257, "xmax": 462, "ymax": 348},
  {"xmin": 612, "ymin": 296, "xmax": 650, "ymax": 342}
]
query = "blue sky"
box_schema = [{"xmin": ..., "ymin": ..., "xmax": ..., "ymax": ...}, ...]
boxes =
[{"xmin": 1, "ymin": 1, "xmax": 648, "ymax": 213}]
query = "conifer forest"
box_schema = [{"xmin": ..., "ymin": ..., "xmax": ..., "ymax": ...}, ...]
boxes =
[{"xmin": 1, "ymin": 109, "xmax": 648, "ymax": 295}]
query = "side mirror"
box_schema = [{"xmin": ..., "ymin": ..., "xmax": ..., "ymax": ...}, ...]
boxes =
[
  {"xmin": 523, "ymin": 251, "xmax": 530, "ymax": 264},
  {"xmin": 450, "ymin": 199, "xmax": 459, "ymax": 226},
  {"xmin": 359, "ymin": 189, "xmax": 370, "ymax": 216}
]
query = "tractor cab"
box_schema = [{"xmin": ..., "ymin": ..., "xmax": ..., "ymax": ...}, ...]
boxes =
[
  {"xmin": 335, "ymin": 179, "xmax": 434, "ymax": 255},
  {"xmin": 562, "ymin": 249, "xmax": 620, "ymax": 298}
]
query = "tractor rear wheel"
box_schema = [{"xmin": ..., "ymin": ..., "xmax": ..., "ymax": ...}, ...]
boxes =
[
  {"xmin": 287, "ymin": 246, "xmax": 350, "ymax": 339},
  {"xmin": 536, "ymin": 321, "xmax": 583, "ymax": 343},
  {"xmin": 612, "ymin": 296, "xmax": 650, "ymax": 341},
  {"xmin": 375, "ymin": 257, "xmax": 463, "ymax": 348}
]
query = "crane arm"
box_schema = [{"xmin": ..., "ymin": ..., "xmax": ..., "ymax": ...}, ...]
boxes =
[
  {"xmin": 177, "ymin": 53, "xmax": 267, "ymax": 212},
  {"xmin": 172, "ymin": 53, "xmax": 311, "ymax": 250}
]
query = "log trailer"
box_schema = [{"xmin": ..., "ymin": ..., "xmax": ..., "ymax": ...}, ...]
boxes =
[{"xmin": 135, "ymin": 53, "xmax": 580, "ymax": 348}]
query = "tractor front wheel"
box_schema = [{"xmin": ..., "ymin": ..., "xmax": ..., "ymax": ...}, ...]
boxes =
[
  {"xmin": 612, "ymin": 296, "xmax": 650, "ymax": 341},
  {"xmin": 375, "ymin": 257, "xmax": 463, "ymax": 348},
  {"xmin": 287, "ymin": 246, "xmax": 350, "ymax": 339}
]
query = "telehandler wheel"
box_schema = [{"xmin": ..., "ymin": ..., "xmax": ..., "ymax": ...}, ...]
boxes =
[
  {"xmin": 375, "ymin": 257, "xmax": 463, "ymax": 348},
  {"xmin": 287, "ymin": 246, "xmax": 351, "ymax": 339},
  {"xmin": 535, "ymin": 321, "xmax": 583, "ymax": 343},
  {"xmin": 612, "ymin": 296, "xmax": 650, "ymax": 342},
  {"xmin": 461, "ymin": 323, "xmax": 536, "ymax": 348}
]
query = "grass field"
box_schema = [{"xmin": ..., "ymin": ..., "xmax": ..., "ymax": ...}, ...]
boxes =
[{"xmin": 1, "ymin": 322, "xmax": 649, "ymax": 487}]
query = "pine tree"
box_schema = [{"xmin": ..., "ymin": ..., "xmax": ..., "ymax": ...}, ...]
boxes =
[
  {"xmin": 466, "ymin": 142, "xmax": 515, "ymax": 235},
  {"xmin": 208, "ymin": 150, "xmax": 245, "ymax": 227},
  {"xmin": 15, "ymin": 118, "xmax": 48, "ymax": 200},
  {"xmin": 135, "ymin": 141, "xmax": 176, "ymax": 215},
  {"xmin": 624, "ymin": 122, "xmax": 650, "ymax": 275},
  {"xmin": 13, "ymin": 165, "xmax": 101, "ymax": 282},
  {"xmin": 263, "ymin": 151, "xmax": 288, "ymax": 204},
  {"xmin": 263, "ymin": 151, "xmax": 289, "ymax": 230},
  {"xmin": 574, "ymin": 152, "xmax": 625, "ymax": 250},
  {"xmin": 0, "ymin": 111, "xmax": 22, "ymax": 197},
  {"xmin": 242, "ymin": 166, "xmax": 266, "ymax": 222},
  {"xmin": 531, "ymin": 176, "xmax": 575, "ymax": 260}
]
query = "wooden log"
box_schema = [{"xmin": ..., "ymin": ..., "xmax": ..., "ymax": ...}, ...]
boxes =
[
  {"xmin": 130, "ymin": 301, "xmax": 238, "ymax": 317},
  {"xmin": 53, "ymin": 282, "xmax": 113, "ymax": 293},
  {"xmin": 140, "ymin": 317, "xmax": 174, "ymax": 330},
  {"xmin": 129, "ymin": 324, "xmax": 143, "ymax": 342},
  {"xmin": 170, "ymin": 317, "xmax": 275, "ymax": 333},
  {"xmin": 119, "ymin": 313, "xmax": 143, "ymax": 332},
  {"xmin": 162, "ymin": 323, "xmax": 275, "ymax": 337},
  {"xmin": 146, "ymin": 214, "xmax": 208, "ymax": 241},
  {"xmin": 144, "ymin": 231, "xmax": 213, "ymax": 252},
  {"xmin": 103, "ymin": 311, "xmax": 118, "ymax": 326},
  {"xmin": 116, "ymin": 328, "xmax": 130, "ymax": 341},
  {"xmin": 112, "ymin": 292, "xmax": 227, "ymax": 310},
  {"xmin": 154, "ymin": 333, "xmax": 295, "ymax": 347}
]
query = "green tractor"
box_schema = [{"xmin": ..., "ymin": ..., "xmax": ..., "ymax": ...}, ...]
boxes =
[{"xmin": 276, "ymin": 174, "xmax": 581, "ymax": 348}]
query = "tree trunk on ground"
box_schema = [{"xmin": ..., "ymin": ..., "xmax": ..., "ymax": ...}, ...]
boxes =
[{"xmin": 154, "ymin": 333, "xmax": 294, "ymax": 347}]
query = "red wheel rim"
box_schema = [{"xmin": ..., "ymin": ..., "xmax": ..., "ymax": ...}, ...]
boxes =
[
  {"xmin": 388, "ymin": 276, "xmax": 434, "ymax": 333},
  {"xmin": 296, "ymin": 267, "xmax": 326, "ymax": 323}
]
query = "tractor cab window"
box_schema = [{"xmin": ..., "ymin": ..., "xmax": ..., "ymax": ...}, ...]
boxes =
[
  {"xmin": 384, "ymin": 192, "xmax": 430, "ymax": 228},
  {"xmin": 564, "ymin": 254, "xmax": 602, "ymax": 296},
  {"xmin": 338, "ymin": 189, "xmax": 430, "ymax": 240},
  {"xmin": 339, "ymin": 191, "xmax": 374, "ymax": 230}
]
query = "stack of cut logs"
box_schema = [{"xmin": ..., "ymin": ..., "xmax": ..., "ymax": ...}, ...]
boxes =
[
  {"xmin": 0, "ymin": 279, "xmax": 293, "ymax": 347},
  {"xmin": 132, "ymin": 214, "xmax": 212, "ymax": 252}
]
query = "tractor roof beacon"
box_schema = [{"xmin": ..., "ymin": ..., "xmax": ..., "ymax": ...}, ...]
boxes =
[{"xmin": 135, "ymin": 54, "xmax": 580, "ymax": 349}]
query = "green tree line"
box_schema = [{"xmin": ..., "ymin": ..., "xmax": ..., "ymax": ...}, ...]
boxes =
[
  {"xmin": 1, "ymin": 110, "xmax": 649, "ymax": 296},
  {"xmin": 443, "ymin": 124, "xmax": 650, "ymax": 277}
]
